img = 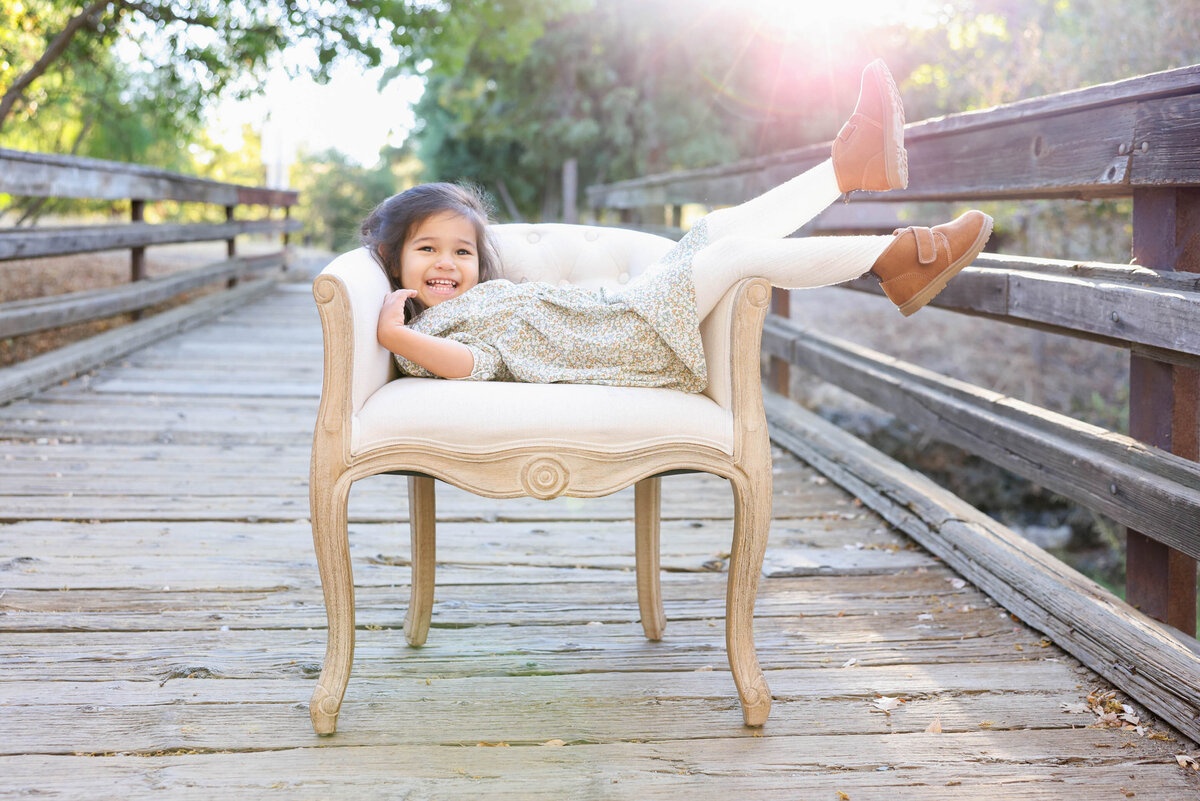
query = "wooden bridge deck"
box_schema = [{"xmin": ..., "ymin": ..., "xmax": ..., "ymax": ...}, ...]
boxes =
[{"xmin": 1, "ymin": 282, "xmax": 1197, "ymax": 799}]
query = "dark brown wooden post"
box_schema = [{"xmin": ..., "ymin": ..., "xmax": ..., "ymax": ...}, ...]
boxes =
[
  {"xmin": 130, "ymin": 199, "xmax": 145, "ymax": 282},
  {"xmin": 1128, "ymin": 187, "xmax": 1199, "ymax": 636},
  {"xmin": 768, "ymin": 288, "xmax": 790, "ymax": 396},
  {"xmin": 225, "ymin": 205, "xmax": 238, "ymax": 287}
]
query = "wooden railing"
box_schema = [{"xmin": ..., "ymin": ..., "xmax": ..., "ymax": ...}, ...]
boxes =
[
  {"xmin": 0, "ymin": 148, "xmax": 301, "ymax": 404},
  {"xmin": 588, "ymin": 64, "xmax": 1200, "ymax": 741}
]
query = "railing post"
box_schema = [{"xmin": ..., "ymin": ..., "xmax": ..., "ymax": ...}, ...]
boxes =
[
  {"xmin": 1128, "ymin": 187, "xmax": 1199, "ymax": 636},
  {"xmin": 130, "ymin": 199, "xmax": 145, "ymax": 282},
  {"xmin": 768, "ymin": 288, "xmax": 790, "ymax": 396},
  {"xmin": 225, "ymin": 205, "xmax": 238, "ymax": 287}
]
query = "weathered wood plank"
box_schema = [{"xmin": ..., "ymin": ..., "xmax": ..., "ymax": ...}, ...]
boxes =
[
  {"xmin": 763, "ymin": 317, "xmax": 1200, "ymax": 559},
  {"xmin": 1, "ymin": 730, "xmax": 1194, "ymax": 801},
  {"xmin": 764, "ymin": 391, "xmax": 1200, "ymax": 746},
  {"xmin": 0, "ymin": 147, "xmax": 298, "ymax": 206},
  {"xmin": 0, "ymin": 220, "xmax": 303, "ymax": 261},
  {"xmin": 0, "ymin": 619, "xmax": 1045, "ymax": 683},
  {"xmin": 0, "ymin": 279, "xmax": 278, "ymax": 407},
  {"xmin": 0, "ymin": 571, "xmax": 978, "ymax": 630},
  {"xmin": 0, "ymin": 686, "xmax": 1100, "ymax": 755},
  {"xmin": 1133, "ymin": 93, "xmax": 1200, "ymax": 185},
  {"xmin": 0, "ymin": 255, "xmax": 285, "ymax": 338}
]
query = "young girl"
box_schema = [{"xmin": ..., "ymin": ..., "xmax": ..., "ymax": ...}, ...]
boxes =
[{"xmin": 368, "ymin": 60, "xmax": 993, "ymax": 393}]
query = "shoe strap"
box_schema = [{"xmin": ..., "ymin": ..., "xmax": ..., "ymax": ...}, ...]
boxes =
[{"xmin": 893, "ymin": 226, "xmax": 938, "ymax": 264}]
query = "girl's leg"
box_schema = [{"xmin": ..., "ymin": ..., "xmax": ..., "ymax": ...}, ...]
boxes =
[
  {"xmin": 691, "ymin": 234, "xmax": 892, "ymax": 320},
  {"xmin": 699, "ymin": 159, "xmax": 842, "ymax": 242}
]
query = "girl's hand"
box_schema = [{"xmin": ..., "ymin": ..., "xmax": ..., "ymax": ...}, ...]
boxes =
[{"xmin": 378, "ymin": 288, "xmax": 417, "ymax": 330}]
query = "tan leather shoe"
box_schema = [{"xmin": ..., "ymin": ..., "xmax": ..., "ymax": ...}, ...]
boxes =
[
  {"xmin": 832, "ymin": 59, "xmax": 908, "ymax": 193},
  {"xmin": 871, "ymin": 210, "xmax": 993, "ymax": 316}
]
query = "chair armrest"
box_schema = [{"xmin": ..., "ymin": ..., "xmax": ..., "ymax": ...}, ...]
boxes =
[
  {"xmin": 312, "ymin": 249, "xmax": 396, "ymax": 433},
  {"xmin": 698, "ymin": 277, "xmax": 772, "ymax": 414}
]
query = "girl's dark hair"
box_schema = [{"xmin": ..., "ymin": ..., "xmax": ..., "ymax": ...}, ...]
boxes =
[{"xmin": 360, "ymin": 182, "xmax": 499, "ymax": 321}]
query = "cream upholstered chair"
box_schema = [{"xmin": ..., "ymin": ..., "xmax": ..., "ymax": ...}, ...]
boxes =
[{"xmin": 309, "ymin": 223, "xmax": 774, "ymax": 734}]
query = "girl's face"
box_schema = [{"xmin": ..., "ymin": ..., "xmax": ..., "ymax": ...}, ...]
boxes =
[{"xmin": 399, "ymin": 211, "xmax": 481, "ymax": 307}]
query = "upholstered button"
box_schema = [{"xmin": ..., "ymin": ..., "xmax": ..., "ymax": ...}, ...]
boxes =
[
  {"xmin": 584, "ymin": 229, "xmax": 600, "ymax": 242},
  {"xmin": 527, "ymin": 232, "xmax": 541, "ymax": 244},
  {"xmin": 618, "ymin": 272, "xmax": 630, "ymax": 283}
]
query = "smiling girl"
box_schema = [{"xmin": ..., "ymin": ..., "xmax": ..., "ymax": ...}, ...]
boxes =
[{"xmin": 366, "ymin": 61, "xmax": 993, "ymax": 392}]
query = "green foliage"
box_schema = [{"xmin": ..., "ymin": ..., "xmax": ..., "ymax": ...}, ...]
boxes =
[
  {"xmin": 407, "ymin": 0, "xmax": 1199, "ymax": 220},
  {"xmin": 288, "ymin": 147, "xmax": 414, "ymax": 252}
]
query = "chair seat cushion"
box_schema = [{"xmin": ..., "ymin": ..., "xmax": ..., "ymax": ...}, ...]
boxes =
[{"xmin": 353, "ymin": 378, "xmax": 734, "ymax": 456}]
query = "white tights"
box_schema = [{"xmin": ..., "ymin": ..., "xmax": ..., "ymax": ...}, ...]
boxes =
[{"xmin": 626, "ymin": 159, "xmax": 894, "ymax": 320}]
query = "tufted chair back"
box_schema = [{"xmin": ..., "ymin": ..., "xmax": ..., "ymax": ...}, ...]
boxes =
[{"xmin": 488, "ymin": 223, "xmax": 676, "ymax": 290}]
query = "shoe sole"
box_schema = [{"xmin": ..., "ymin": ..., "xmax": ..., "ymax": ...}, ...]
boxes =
[
  {"xmin": 866, "ymin": 59, "xmax": 908, "ymax": 191},
  {"xmin": 898, "ymin": 213, "xmax": 993, "ymax": 317}
]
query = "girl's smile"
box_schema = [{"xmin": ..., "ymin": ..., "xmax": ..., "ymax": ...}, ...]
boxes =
[{"xmin": 399, "ymin": 211, "xmax": 481, "ymax": 308}]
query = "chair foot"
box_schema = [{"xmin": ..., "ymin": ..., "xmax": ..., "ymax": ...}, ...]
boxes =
[
  {"xmin": 738, "ymin": 673, "xmax": 773, "ymax": 727},
  {"xmin": 310, "ymin": 682, "xmax": 342, "ymax": 735}
]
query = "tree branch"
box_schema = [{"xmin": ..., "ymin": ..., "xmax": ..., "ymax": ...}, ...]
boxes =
[{"xmin": 0, "ymin": 0, "xmax": 115, "ymax": 134}]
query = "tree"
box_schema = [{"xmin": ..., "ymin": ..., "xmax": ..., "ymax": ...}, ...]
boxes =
[
  {"xmin": 0, "ymin": 0, "xmax": 573, "ymax": 151},
  {"xmin": 410, "ymin": 0, "xmax": 923, "ymax": 220}
]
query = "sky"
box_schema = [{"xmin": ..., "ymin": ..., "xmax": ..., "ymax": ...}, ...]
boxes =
[{"xmin": 207, "ymin": 60, "xmax": 425, "ymax": 186}]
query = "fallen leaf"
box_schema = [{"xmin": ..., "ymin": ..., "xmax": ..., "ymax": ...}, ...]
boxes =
[
  {"xmin": 836, "ymin": 792, "xmax": 849, "ymax": 800},
  {"xmin": 948, "ymin": 578, "xmax": 966, "ymax": 589},
  {"xmin": 1060, "ymin": 702, "xmax": 1090, "ymax": 714},
  {"xmin": 1177, "ymin": 754, "xmax": 1199, "ymax": 770},
  {"xmin": 841, "ymin": 658, "xmax": 857, "ymax": 669},
  {"xmin": 925, "ymin": 717, "xmax": 942, "ymax": 734},
  {"xmin": 872, "ymin": 696, "xmax": 904, "ymax": 714},
  {"xmin": 543, "ymin": 739, "xmax": 566, "ymax": 747}
]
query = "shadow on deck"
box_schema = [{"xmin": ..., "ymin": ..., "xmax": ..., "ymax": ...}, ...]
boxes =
[{"xmin": 1, "ymin": 284, "xmax": 1197, "ymax": 799}]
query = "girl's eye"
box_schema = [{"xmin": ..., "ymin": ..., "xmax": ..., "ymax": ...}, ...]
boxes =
[{"xmin": 457, "ymin": 249, "xmax": 474, "ymax": 256}]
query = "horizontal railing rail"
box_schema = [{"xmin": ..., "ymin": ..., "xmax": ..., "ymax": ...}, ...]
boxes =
[
  {"xmin": 0, "ymin": 254, "xmax": 285, "ymax": 339},
  {"xmin": 0, "ymin": 147, "xmax": 300, "ymax": 402}
]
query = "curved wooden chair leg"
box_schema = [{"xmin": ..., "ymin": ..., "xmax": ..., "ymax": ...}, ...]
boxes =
[
  {"xmin": 309, "ymin": 469, "xmax": 355, "ymax": 736},
  {"xmin": 635, "ymin": 476, "xmax": 666, "ymax": 641},
  {"xmin": 726, "ymin": 466, "xmax": 773, "ymax": 727},
  {"xmin": 404, "ymin": 475, "xmax": 436, "ymax": 647}
]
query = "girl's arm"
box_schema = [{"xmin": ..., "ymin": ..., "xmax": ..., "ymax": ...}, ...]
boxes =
[{"xmin": 376, "ymin": 289, "xmax": 475, "ymax": 379}]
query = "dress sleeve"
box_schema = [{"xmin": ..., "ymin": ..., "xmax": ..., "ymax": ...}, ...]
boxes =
[{"xmin": 445, "ymin": 332, "xmax": 504, "ymax": 381}]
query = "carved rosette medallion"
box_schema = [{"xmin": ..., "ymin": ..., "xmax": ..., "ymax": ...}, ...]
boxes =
[
  {"xmin": 520, "ymin": 456, "xmax": 571, "ymax": 499},
  {"xmin": 745, "ymin": 279, "xmax": 770, "ymax": 308}
]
